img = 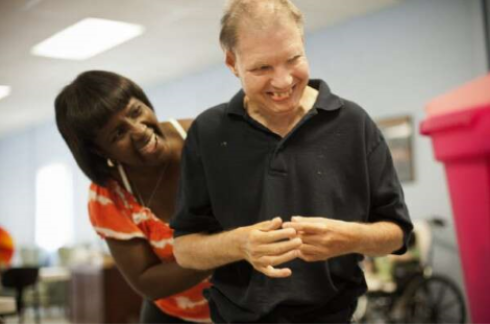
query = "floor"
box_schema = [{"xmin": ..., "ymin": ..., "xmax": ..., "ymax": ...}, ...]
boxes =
[
  {"xmin": 4, "ymin": 318, "xmax": 69, "ymax": 324},
  {"xmin": 4, "ymin": 307, "xmax": 70, "ymax": 324}
]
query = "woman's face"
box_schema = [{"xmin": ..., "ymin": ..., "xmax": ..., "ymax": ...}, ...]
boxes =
[{"xmin": 93, "ymin": 97, "xmax": 168, "ymax": 168}]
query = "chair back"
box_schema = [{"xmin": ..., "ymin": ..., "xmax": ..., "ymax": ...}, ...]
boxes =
[
  {"xmin": 1, "ymin": 267, "xmax": 39, "ymax": 291},
  {"xmin": 2, "ymin": 267, "xmax": 39, "ymax": 313}
]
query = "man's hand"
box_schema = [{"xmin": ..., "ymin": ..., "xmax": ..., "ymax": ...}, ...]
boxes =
[
  {"xmin": 282, "ymin": 216, "xmax": 359, "ymax": 262},
  {"xmin": 239, "ymin": 217, "xmax": 302, "ymax": 278}
]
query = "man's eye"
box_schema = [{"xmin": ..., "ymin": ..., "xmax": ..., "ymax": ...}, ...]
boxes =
[
  {"xmin": 288, "ymin": 56, "xmax": 301, "ymax": 64},
  {"xmin": 253, "ymin": 66, "xmax": 270, "ymax": 72}
]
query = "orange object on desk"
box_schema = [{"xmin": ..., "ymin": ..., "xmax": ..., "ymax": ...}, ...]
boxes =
[{"xmin": 0, "ymin": 227, "xmax": 14, "ymax": 267}]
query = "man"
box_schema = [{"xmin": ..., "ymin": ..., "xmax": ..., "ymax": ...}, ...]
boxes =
[{"xmin": 171, "ymin": 0, "xmax": 412, "ymax": 322}]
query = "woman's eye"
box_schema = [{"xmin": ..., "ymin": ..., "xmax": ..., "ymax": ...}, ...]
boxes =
[{"xmin": 131, "ymin": 106, "xmax": 142, "ymax": 117}]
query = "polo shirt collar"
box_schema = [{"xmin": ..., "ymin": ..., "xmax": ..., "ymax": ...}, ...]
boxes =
[
  {"xmin": 310, "ymin": 79, "xmax": 344, "ymax": 112},
  {"xmin": 226, "ymin": 89, "xmax": 247, "ymax": 117},
  {"xmin": 225, "ymin": 79, "xmax": 343, "ymax": 117}
]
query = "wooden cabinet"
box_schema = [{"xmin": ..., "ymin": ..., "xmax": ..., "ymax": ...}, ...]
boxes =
[{"xmin": 69, "ymin": 265, "xmax": 142, "ymax": 323}]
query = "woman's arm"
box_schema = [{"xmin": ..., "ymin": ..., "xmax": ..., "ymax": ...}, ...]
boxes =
[{"xmin": 106, "ymin": 237, "xmax": 211, "ymax": 301}]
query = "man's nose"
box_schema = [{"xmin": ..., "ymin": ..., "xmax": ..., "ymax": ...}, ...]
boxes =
[{"xmin": 270, "ymin": 67, "xmax": 293, "ymax": 89}]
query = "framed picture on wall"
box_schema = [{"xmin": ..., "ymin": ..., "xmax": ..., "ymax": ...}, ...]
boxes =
[{"xmin": 375, "ymin": 115, "xmax": 414, "ymax": 183}]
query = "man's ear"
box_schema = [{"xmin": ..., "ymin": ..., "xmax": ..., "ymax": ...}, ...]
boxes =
[{"xmin": 225, "ymin": 50, "xmax": 239, "ymax": 77}]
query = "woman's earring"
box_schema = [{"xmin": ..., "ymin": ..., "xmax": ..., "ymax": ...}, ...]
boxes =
[{"xmin": 107, "ymin": 158, "xmax": 115, "ymax": 168}]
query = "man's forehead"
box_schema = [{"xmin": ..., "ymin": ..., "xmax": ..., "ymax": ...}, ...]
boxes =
[
  {"xmin": 234, "ymin": 22, "xmax": 304, "ymax": 58},
  {"xmin": 237, "ymin": 43, "xmax": 303, "ymax": 64}
]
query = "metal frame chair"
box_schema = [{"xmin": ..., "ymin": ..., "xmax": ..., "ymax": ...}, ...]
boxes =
[{"xmin": 1, "ymin": 267, "xmax": 41, "ymax": 324}]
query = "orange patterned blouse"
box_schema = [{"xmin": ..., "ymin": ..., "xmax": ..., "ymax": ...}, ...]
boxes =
[{"xmin": 88, "ymin": 180, "xmax": 211, "ymax": 322}]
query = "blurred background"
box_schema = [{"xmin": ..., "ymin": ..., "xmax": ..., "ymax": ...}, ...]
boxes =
[{"xmin": 0, "ymin": 0, "xmax": 488, "ymax": 323}]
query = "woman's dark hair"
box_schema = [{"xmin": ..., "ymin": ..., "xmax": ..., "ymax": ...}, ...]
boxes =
[{"xmin": 55, "ymin": 70, "xmax": 154, "ymax": 186}]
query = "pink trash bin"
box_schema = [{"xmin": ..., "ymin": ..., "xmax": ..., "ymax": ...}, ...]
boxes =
[{"xmin": 420, "ymin": 74, "xmax": 490, "ymax": 323}]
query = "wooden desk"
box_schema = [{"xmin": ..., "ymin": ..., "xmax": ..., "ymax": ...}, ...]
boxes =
[
  {"xmin": 39, "ymin": 267, "xmax": 70, "ymax": 283},
  {"xmin": 0, "ymin": 296, "xmax": 15, "ymax": 315},
  {"xmin": 69, "ymin": 265, "xmax": 142, "ymax": 324}
]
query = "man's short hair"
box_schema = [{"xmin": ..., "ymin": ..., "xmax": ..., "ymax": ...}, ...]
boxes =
[
  {"xmin": 219, "ymin": 0, "xmax": 304, "ymax": 52},
  {"xmin": 54, "ymin": 70, "xmax": 154, "ymax": 186}
]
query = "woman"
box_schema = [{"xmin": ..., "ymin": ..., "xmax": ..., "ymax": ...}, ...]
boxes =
[{"xmin": 55, "ymin": 70, "xmax": 211, "ymax": 323}]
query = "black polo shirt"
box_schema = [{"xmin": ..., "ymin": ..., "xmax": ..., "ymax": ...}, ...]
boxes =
[{"xmin": 171, "ymin": 79, "xmax": 412, "ymax": 323}]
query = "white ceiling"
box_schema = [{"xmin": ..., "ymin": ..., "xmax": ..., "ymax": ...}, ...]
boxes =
[{"xmin": 0, "ymin": 0, "xmax": 402, "ymax": 138}]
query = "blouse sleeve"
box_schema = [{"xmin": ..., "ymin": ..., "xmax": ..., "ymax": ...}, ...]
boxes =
[{"xmin": 88, "ymin": 183, "xmax": 145, "ymax": 241}]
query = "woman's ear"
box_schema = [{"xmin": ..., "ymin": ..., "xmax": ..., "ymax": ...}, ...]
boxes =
[
  {"xmin": 90, "ymin": 145, "xmax": 105, "ymax": 159},
  {"xmin": 90, "ymin": 145, "xmax": 113, "ymax": 165}
]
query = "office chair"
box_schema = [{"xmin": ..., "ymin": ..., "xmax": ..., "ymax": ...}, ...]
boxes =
[{"xmin": 1, "ymin": 267, "xmax": 41, "ymax": 323}]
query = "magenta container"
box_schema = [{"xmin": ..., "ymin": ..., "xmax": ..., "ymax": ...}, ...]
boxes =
[{"xmin": 420, "ymin": 74, "xmax": 490, "ymax": 323}]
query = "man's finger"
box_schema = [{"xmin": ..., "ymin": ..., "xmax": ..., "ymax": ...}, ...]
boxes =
[
  {"xmin": 258, "ymin": 217, "xmax": 283, "ymax": 231},
  {"xmin": 282, "ymin": 221, "xmax": 324, "ymax": 233},
  {"xmin": 266, "ymin": 249, "xmax": 300, "ymax": 266},
  {"xmin": 256, "ymin": 237, "xmax": 302, "ymax": 256},
  {"xmin": 261, "ymin": 265, "xmax": 292, "ymax": 278},
  {"xmin": 291, "ymin": 216, "xmax": 327, "ymax": 223},
  {"xmin": 257, "ymin": 227, "xmax": 297, "ymax": 244}
]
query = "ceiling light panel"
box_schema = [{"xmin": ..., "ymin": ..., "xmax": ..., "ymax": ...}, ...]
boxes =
[{"xmin": 31, "ymin": 18, "xmax": 145, "ymax": 60}]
